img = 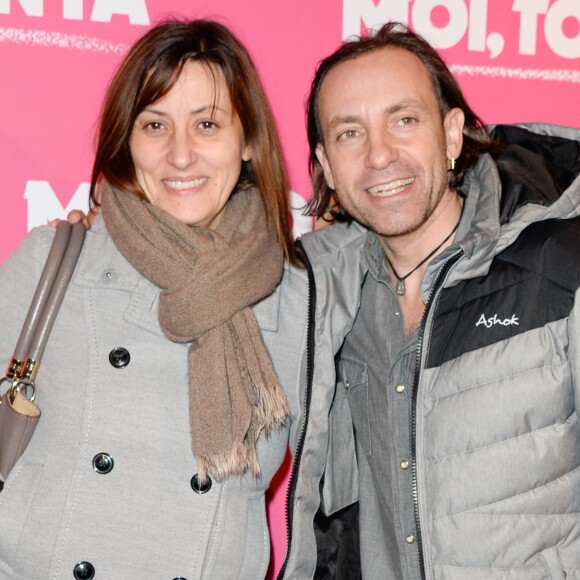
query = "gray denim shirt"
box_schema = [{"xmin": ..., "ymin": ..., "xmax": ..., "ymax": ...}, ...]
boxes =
[{"xmin": 338, "ymin": 232, "xmax": 421, "ymax": 580}]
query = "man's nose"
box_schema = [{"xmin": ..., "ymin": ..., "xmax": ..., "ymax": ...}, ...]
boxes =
[{"xmin": 365, "ymin": 130, "xmax": 398, "ymax": 169}]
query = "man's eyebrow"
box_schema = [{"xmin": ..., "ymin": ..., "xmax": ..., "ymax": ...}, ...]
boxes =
[
  {"xmin": 325, "ymin": 115, "xmax": 361, "ymax": 131},
  {"xmin": 324, "ymin": 99, "xmax": 428, "ymax": 131},
  {"xmin": 389, "ymin": 99, "xmax": 426, "ymax": 112}
]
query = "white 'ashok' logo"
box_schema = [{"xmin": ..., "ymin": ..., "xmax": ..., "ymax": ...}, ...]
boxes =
[{"xmin": 476, "ymin": 313, "xmax": 519, "ymax": 329}]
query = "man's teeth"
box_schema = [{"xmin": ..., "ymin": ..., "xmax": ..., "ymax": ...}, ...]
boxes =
[
  {"xmin": 368, "ymin": 178, "xmax": 414, "ymax": 196},
  {"xmin": 164, "ymin": 178, "xmax": 208, "ymax": 190}
]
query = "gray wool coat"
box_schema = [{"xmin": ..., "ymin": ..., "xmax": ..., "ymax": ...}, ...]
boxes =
[{"xmin": 0, "ymin": 215, "xmax": 308, "ymax": 580}]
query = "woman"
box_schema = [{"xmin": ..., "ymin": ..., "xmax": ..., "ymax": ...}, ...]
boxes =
[{"xmin": 0, "ymin": 20, "xmax": 307, "ymax": 579}]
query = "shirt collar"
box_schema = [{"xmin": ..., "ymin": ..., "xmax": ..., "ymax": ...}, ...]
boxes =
[{"xmin": 362, "ymin": 231, "xmax": 390, "ymax": 285}]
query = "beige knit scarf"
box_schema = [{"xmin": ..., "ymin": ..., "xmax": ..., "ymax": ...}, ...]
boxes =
[{"xmin": 101, "ymin": 185, "xmax": 289, "ymax": 481}]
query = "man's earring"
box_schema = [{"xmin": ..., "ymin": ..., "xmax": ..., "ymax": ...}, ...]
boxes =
[{"xmin": 449, "ymin": 157, "xmax": 456, "ymax": 171}]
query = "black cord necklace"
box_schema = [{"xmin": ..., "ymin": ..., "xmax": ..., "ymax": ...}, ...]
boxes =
[{"xmin": 385, "ymin": 219, "xmax": 460, "ymax": 296}]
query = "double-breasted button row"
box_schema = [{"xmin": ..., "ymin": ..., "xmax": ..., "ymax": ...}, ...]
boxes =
[
  {"xmin": 109, "ymin": 347, "xmax": 130, "ymax": 369},
  {"xmin": 91, "ymin": 452, "xmax": 212, "ymax": 498},
  {"xmin": 85, "ymin": 340, "xmax": 206, "ymax": 577}
]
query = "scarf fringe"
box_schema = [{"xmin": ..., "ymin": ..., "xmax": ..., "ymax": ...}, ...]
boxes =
[
  {"xmin": 255, "ymin": 382, "xmax": 289, "ymax": 436},
  {"xmin": 196, "ymin": 389, "xmax": 289, "ymax": 483}
]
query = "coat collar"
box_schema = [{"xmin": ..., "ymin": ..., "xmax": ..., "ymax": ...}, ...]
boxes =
[{"xmin": 74, "ymin": 214, "xmax": 282, "ymax": 335}]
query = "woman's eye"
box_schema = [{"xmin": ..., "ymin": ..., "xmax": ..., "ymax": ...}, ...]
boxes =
[
  {"xmin": 144, "ymin": 121, "xmax": 163, "ymax": 131},
  {"xmin": 199, "ymin": 120, "xmax": 218, "ymax": 131}
]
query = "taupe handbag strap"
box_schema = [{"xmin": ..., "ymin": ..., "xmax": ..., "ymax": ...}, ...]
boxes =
[
  {"xmin": 12, "ymin": 222, "xmax": 72, "ymax": 364},
  {"xmin": 4, "ymin": 221, "xmax": 86, "ymax": 401}
]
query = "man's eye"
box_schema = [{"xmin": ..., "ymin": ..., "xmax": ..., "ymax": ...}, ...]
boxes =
[
  {"xmin": 398, "ymin": 116, "xmax": 416, "ymax": 126},
  {"xmin": 338, "ymin": 129, "xmax": 358, "ymax": 140}
]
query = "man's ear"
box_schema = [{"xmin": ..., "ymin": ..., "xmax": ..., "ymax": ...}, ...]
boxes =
[
  {"xmin": 315, "ymin": 143, "xmax": 336, "ymax": 191},
  {"xmin": 444, "ymin": 107, "xmax": 465, "ymax": 162}
]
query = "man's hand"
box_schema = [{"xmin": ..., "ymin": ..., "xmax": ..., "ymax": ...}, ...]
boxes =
[{"xmin": 48, "ymin": 207, "xmax": 99, "ymax": 228}]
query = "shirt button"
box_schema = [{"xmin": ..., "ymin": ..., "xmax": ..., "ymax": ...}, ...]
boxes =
[
  {"xmin": 395, "ymin": 384, "xmax": 405, "ymax": 394},
  {"xmin": 191, "ymin": 474, "xmax": 212, "ymax": 494},
  {"xmin": 92, "ymin": 452, "xmax": 114, "ymax": 474},
  {"xmin": 73, "ymin": 561, "xmax": 95, "ymax": 580},
  {"xmin": 400, "ymin": 460, "xmax": 410, "ymax": 470},
  {"xmin": 405, "ymin": 534, "xmax": 415, "ymax": 544},
  {"xmin": 109, "ymin": 347, "xmax": 130, "ymax": 369}
]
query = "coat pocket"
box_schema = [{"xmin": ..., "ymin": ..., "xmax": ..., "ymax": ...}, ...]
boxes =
[
  {"xmin": 202, "ymin": 488, "xmax": 269, "ymax": 580},
  {"xmin": 0, "ymin": 462, "xmax": 43, "ymax": 568}
]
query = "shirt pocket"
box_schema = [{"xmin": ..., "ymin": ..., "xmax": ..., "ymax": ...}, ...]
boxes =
[{"xmin": 338, "ymin": 356, "xmax": 371, "ymax": 457}]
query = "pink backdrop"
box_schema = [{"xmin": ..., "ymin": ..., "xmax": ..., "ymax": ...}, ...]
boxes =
[{"xmin": 1, "ymin": 0, "xmax": 579, "ymax": 576}]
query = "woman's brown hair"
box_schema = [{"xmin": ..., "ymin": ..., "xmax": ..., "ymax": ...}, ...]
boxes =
[{"xmin": 90, "ymin": 19, "xmax": 296, "ymax": 262}]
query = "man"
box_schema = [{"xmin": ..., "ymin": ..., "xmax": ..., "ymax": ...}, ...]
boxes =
[{"xmin": 280, "ymin": 22, "xmax": 580, "ymax": 579}]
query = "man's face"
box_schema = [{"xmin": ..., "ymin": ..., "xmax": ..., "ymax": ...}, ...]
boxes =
[{"xmin": 315, "ymin": 47, "xmax": 464, "ymax": 239}]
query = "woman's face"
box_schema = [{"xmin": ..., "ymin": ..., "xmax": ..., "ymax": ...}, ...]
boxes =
[{"xmin": 130, "ymin": 60, "xmax": 252, "ymax": 228}]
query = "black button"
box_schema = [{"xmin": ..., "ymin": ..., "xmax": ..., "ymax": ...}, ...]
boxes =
[
  {"xmin": 190, "ymin": 474, "xmax": 212, "ymax": 494},
  {"xmin": 109, "ymin": 347, "xmax": 130, "ymax": 368},
  {"xmin": 173, "ymin": 578, "xmax": 188, "ymax": 580},
  {"xmin": 92, "ymin": 452, "xmax": 114, "ymax": 474},
  {"xmin": 73, "ymin": 561, "xmax": 95, "ymax": 580}
]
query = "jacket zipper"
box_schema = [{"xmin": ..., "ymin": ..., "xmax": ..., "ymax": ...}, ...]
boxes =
[
  {"xmin": 411, "ymin": 250, "xmax": 463, "ymax": 580},
  {"xmin": 277, "ymin": 240, "xmax": 316, "ymax": 579}
]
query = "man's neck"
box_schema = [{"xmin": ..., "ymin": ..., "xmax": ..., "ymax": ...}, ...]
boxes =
[
  {"xmin": 379, "ymin": 190, "xmax": 463, "ymax": 269},
  {"xmin": 378, "ymin": 189, "xmax": 464, "ymax": 336}
]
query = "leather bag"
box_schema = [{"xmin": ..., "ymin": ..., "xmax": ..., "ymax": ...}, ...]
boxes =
[{"xmin": 0, "ymin": 221, "xmax": 86, "ymax": 482}]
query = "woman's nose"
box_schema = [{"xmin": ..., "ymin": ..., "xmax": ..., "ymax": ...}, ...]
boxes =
[{"xmin": 167, "ymin": 128, "xmax": 196, "ymax": 169}]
